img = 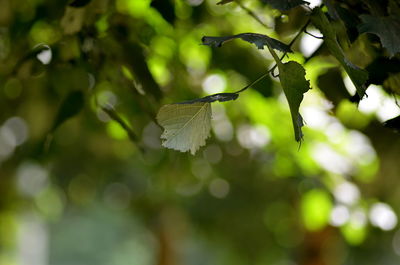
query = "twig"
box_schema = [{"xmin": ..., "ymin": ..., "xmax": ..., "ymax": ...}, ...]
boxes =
[
  {"xmin": 232, "ymin": 19, "xmax": 311, "ymax": 94},
  {"xmin": 235, "ymin": 0, "xmax": 270, "ymax": 30},
  {"xmin": 270, "ymin": 19, "xmax": 311, "ymax": 72},
  {"xmin": 304, "ymin": 29, "xmax": 323, "ymax": 39},
  {"xmin": 393, "ymin": 93, "xmax": 400, "ymax": 108},
  {"xmin": 187, "ymin": 19, "xmax": 313, "ymax": 99},
  {"xmin": 233, "ymin": 70, "xmax": 273, "ymax": 93}
]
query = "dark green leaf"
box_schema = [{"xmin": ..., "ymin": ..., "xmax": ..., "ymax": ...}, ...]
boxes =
[
  {"xmin": 52, "ymin": 91, "xmax": 84, "ymax": 131},
  {"xmin": 277, "ymin": 61, "xmax": 311, "ymax": 141},
  {"xmin": 311, "ymin": 7, "xmax": 368, "ymax": 98},
  {"xmin": 323, "ymin": 1, "xmax": 361, "ymax": 42},
  {"xmin": 69, "ymin": 0, "xmax": 92, "ymax": 7},
  {"xmin": 358, "ymin": 15, "xmax": 400, "ymax": 58},
  {"xmin": 388, "ymin": 0, "xmax": 400, "ymax": 17},
  {"xmin": 202, "ymin": 33, "xmax": 292, "ymax": 53},
  {"xmin": 366, "ymin": 57, "xmax": 400, "ymax": 86},
  {"xmin": 151, "ymin": 0, "xmax": 176, "ymax": 24},
  {"xmin": 384, "ymin": 115, "xmax": 400, "ymax": 132},
  {"xmin": 261, "ymin": 0, "xmax": 309, "ymax": 11},
  {"xmin": 108, "ymin": 30, "xmax": 162, "ymax": 101},
  {"xmin": 383, "ymin": 73, "xmax": 400, "ymax": 95},
  {"xmin": 318, "ymin": 67, "xmax": 350, "ymax": 107}
]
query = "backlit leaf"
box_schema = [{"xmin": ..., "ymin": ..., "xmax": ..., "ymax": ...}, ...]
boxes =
[
  {"xmin": 202, "ymin": 33, "xmax": 292, "ymax": 53},
  {"xmin": 358, "ymin": 15, "xmax": 400, "ymax": 58},
  {"xmin": 157, "ymin": 102, "xmax": 212, "ymax": 155},
  {"xmin": 311, "ymin": 7, "xmax": 368, "ymax": 98},
  {"xmin": 276, "ymin": 61, "xmax": 311, "ymax": 141}
]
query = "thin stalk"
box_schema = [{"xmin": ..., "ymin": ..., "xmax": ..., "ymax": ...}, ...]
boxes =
[
  {"xmin": 233, "ymin": 70, "xmax": 271, "ymax": 93},
  {"xmin": 233, "ymin": 19, "xmax": 311, "ymax": 94},
  {"xmin": 235, "ymin": 0, "xmax": 270, "ymax": 30},
  {"xmin": 101, "ymin": 105, "xmax": 144, "ymax": 153}
]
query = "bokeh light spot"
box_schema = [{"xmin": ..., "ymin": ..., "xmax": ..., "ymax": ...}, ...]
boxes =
[
  {"xmin": 301, "ymin": 189, "xmax": 332, "ymax": 231},
  {"xmin": 209, "ymin": 178, "xmax": 230, "ymax": 198},
  {"xmin": 369, "ymin": 203, "xmax": 398, "ymax": 231},
  {"xmin": 202, "ymin": 74, "xmax": 227, "ymax": 94},
  {"xmin": 16, "ymin": 162, "xmax": 49, "ymax": 197},
  {"xmin": 330, "ymin": 205, "xmax": 350, "ymax": 227},
  {"xmin": 333, "ymin": 182, "xmax": 360, "ymax": 205}
]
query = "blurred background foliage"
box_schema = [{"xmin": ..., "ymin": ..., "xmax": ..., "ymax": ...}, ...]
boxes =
[{"xmin": 0, "ymin": 0, "xmax": 400, "ymax": 264}]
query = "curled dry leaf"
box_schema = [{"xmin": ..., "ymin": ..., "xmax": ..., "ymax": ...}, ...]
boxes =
[{"xmin": 202, "ymin": 33, "xmax": 292, "ymax": 53}]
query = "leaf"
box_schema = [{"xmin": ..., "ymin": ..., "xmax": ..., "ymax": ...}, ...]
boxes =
[
  {"xmin": 69, "ymin": 0, "xmax": 92, "ymax": 7},
  {"xmin": 157, "ymin": 102, "xmax": 212, "ymax": 155},
  {"xmin": 61, "ymin": 7, "xmax": 85, "ymax": 34},
  {"xmin": 358, "ymin": 15, "xmax": 400, "ymax": 58},
  {"xmin": 384, "ymin": 115, "xmax": 400, "ymax": 133},
  {"xmin": 52, "ymin": 91, "xmax": 84, "ymax": 132},
  {"xmin": 276, "ymin": 61, "xmax": 311, "ymax": 141},
  {"xmin": 261, "ymin": 0, "xmax": 309, "ymax": 11},
  {"xmin": 217, "ymin": 0, "xmax": 235, "ymax": 5},
  {"xmin": 311, "ymin": 7, "xmax": 368, "ymax": 98},
  {"xmin": 383, "ymin": 72, "xmax": 400, "ymax": 95},
  {"xmin": 323, "ymin": 2, "xmax": 361, "ymax": 42},
  {"xmin": 318, "ymin": 67, "xmax": 350, "ymax": 107},
  {"xmin": 202, "ymin": 33, "xmax": 292, "ymax": 53},
  {"xmin": 388, "ymin": 0, "xmax": 400, "ymax": 17},
  {"xmin": 151, "ymin": 0, "xmax": 176, "ymax": 24},
  {"xmin": 365, "ymin": 57, "xmax": 400, "ymax": 86}
]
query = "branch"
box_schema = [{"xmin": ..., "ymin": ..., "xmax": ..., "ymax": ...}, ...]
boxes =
[
  {"xmin": 184, "ymin": 19, "xmax": 312, "ymax": 102},
  {"xmin": 304, "ymin": 29, "xmax": 323, "ymax": 39},
  {"xmin": 101, "ymin": 105, "xmax": 144, "ymax": 153},
  {"xmin": 234, "ymin": 19, "xmax": 311, "ymax": 94}
]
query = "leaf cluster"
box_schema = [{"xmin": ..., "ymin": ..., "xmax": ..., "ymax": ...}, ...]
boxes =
[{"xmin": 157, "ymin": 0, "xmax": 400, "ymax": 154}]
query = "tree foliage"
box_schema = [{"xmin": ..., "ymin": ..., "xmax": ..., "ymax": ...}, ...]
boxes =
[{"xmin": 1, "ymin": 0, "xmax": 400, "ymax": 265}]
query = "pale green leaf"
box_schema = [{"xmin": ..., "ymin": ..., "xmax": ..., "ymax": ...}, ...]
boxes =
[
  {"xmin": 311, "ymin": 7, "xmax": 368, "ymax": 97},
  {"xmin": 276, "ymin": 61, "xmax": 311, "ymax": 142},
  {"xmin": 157, "ymin": 102, "xmax": 212, "ymax": 155}
]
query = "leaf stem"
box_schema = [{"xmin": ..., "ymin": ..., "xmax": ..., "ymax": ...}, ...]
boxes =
[
  {"xmin": 179, "ymin": 19, "xmax": 312, "ymax": 103},
  {"xmin": 233, "ymin": 71, "xmax": 271, "ymax": 93},
  {"xmin": 234, "ymin": 19, "xmax": 311, "ymax": 94},
  {"xmin": 304, "ymin": 29, "xmax": 323, "ymax": 39}
]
